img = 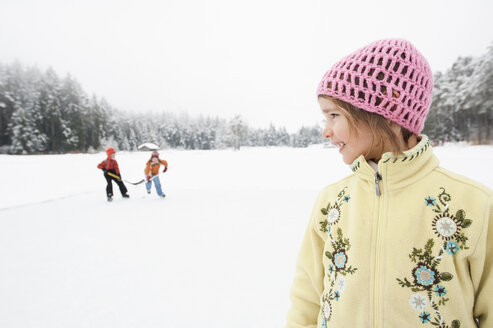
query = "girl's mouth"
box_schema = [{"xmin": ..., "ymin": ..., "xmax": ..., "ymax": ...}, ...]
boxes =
[{"xmin": 336, "ymin": 142, "xmax": 345, "ymax": 152}]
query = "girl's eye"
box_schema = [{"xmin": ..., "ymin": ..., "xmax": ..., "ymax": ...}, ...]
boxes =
[{"xmin": 329, "ymin": 113, "xmax": 339, "ymax": 118}]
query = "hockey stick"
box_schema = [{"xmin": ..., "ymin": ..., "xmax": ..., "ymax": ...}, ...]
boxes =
[
  {"xmin": 124, "ymin": 174, "xmax": 161, "ymax": 185},
  {"xmin": 106, "ymin": 171, "xmax": 141, "ymax": 185},
  {"xmin": 106, "ymin": 171, "xmax": 122, "ymax": 180},
  {"xmin": 124, "ymin": 178, "xmax": 145, "ymax": 185},
  {"xmin": 107, "ymin": 171, "xmax": 164, "ymax": 186}
]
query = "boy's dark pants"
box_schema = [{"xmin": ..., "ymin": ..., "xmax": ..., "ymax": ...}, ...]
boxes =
[{"xmin": 104, "ymin": 172, "xmax": 128, "ymax": 196}]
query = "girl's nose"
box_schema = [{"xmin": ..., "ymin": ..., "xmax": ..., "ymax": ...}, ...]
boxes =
[{"xmin": 322, "ymin": 125, "xmax": 332, "ymax": 139}]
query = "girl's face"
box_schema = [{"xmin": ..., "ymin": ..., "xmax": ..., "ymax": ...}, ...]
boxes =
[
  {"xmin": 110, "ymin": 153, "xmax": 116, "ymax": 160},
  {"xmin": 319, "ymin": 97, "xmax": 377, "ymax": 165}
]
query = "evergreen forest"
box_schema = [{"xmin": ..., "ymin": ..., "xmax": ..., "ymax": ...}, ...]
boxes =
[{"xmin": 1, "ymin": 42, "xmax": 492, "ymax": 154}]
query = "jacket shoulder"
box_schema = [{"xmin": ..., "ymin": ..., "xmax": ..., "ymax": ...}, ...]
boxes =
[{"xmin": 435, "ymin": 167, "xmax": 493, "ymax": 197}]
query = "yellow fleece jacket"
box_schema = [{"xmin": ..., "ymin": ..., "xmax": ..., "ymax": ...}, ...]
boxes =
[{"xmin": 286, "ymin": 136, "xmax": 493, "ymax": 328}]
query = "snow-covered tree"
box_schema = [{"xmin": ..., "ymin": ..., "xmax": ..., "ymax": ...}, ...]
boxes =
[{"xmin": 229, "ymin": 115, "xmax": 248, "ymax": 150}]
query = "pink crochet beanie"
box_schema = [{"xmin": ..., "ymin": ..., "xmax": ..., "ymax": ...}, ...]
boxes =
[{"xmin": 317, "ymin": 39, "xmax": 433, "ymax": 135}]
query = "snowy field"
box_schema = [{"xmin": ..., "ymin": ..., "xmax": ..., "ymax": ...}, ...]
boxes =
[{"xmin": 1, "ymin": 143, "xmax": 493, "ymax": 328}]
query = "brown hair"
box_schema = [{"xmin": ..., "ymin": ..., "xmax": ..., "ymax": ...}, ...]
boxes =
[{"xmin": 321, "ymin": 95, "xmax": 414, "ymax": 156}]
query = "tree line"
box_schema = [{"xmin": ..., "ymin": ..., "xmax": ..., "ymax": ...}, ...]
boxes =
[
  {"xmin": 2, "ymin": 41, "xmax": 492, "ymax": 154},
  {"xmin": 0, "ymin": 62, "xmax": 323, "ymax": 154},
  {"xmin": 423, "ymin": 42, "xmax": 493, "ymax": 144}
]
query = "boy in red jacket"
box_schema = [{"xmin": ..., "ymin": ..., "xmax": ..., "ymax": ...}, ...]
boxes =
[{"xmin": 97, "ymin": 147, "xmax": 129, "ymax": 201}]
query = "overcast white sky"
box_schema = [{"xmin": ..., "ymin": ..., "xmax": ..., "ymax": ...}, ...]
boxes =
[{"xmin": 1, "ymin": 0, "xmax": 493, "ymax": 131}]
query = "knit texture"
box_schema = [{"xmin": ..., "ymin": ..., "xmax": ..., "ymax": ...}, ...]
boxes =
[{"xmin": 317, "ymin": 39, "xmax": 433, "ymax": 135}]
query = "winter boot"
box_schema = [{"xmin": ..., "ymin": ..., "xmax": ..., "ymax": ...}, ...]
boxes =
[
  {"xmin": 107, "ymin": 195, "xmax": 113, "ymax": 202},
  {"xmin": 122, "ymin": 193, "xmax": 130, "ymax": 198},
  {"xmin": 161, "ymin": 194, "xmax": 166, "ymax": 198}
]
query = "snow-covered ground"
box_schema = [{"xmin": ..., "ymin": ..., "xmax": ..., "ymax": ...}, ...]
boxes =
[{"xmin": 1, "ymin": 144, "xmax": 493, "ymax": 328}]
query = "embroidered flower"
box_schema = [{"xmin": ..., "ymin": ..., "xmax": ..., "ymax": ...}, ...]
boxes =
[
  {"xmin": 397, "ymin": 188, "xmax": 469, "ymax": 328},
  {"xmin": 409, "ymin": 293, "xmax": 427, "ymax": 311},
  {"xmin": 445, "ymin": 240, "xmax": 459, "ymax": 255},
  {"xmin": 434, "ymin": 284, "xmax": 447, "ymax": 297},
  {"xmin": 412, "ymin": 263, "xmax": 439, "ymax": 289},
  {"xmin": 432, "ymin": 214, "xmax": 460, "ymax": 240},
  {"xmin": 334, "ymin": 291, "xmax": 341, "ymax": 301},
  {"xmin": 336, "ymin": 276, "xmax": 346, "ymax": 293},
  {"xmin": 419, "ymin": 311, "xmax": 431, "ymax": 323},
  {"xmin": 332, "ymin": 250, "xmax": 347, "ymax": 271},
  {"xmin": 320, "ymin": 188, "xmax": 357, "ymax": 323},
  {"xmin": 327, "ymin": 205, "xmax": 341, "ymax": 224},
  {"xmin": 322, "ymin": 296, "xmax": 332, "ymax": 321},
  {"xmin": 425, "ymin": 196, "xmax": 436, "ymax": 207}
]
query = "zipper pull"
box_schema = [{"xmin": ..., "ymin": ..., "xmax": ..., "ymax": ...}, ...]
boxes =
[{"xmin": 375, "ymin": 172, "xmax": 382, "ymax": 196}]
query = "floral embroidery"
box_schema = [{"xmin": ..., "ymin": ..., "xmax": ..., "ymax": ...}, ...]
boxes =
[
  {"xmin": 334, "ymin": 291, "xmax": 341, "ymax": 301},
  {"xmin": 434, "ymin": 285, "xmax": 447, "ymax": 297},
  {"xmin": 409, "ymin": 293, "xmax": 427, "ymax": 311},
  {"xmin": 327, "ymin": 205, "xmax": 341, "ymax": 224},
  {"xmin": 419, "ymin": 311, "xmax": 432, "ymax": 324},
  {"xmin": 425, "ymin": 196, "xmax": 436, "ymax": 207},
  {"xmin": 319, "ymin": 188, "xmax": 349, "ymax": 232},
  {"xmin": 412, "ymin": 263, "xmax": 439, "ymax": 289},
  {"xmin": 319, "ymin": 188, "xmax": 357, "ymax": 324},
  {"xmin": 336, "ymin": 276, "xmax": 346, "ymax": 292},
  {"xmin": 425, "ymin": 188, "xmax": 472, "ymax": 251},
  {"xmin": 432, "ymin": 214, "xmax": 460, "ymax": 240},
  {"xmin": 325, "ymin": 229, "xmax": 357, "ymax": 277},
  {"xmin": 445, "ymin": 241, "xmax": 459, "ymax": 255},
  {"xmin": 322, "ymin": 294, "xmax": 332, "ymax": 323},
  {"xmin": 397, "ymin": 188, "xmax": 473, "ymax": 327},
  {"xmin": 332, "ymin": 250, "xmax": 348, "ymax": 270}
]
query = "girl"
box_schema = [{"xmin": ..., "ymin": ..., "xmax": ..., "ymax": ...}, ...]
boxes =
[
  {"xmin": 145, "ymin": 151, "xmax": 168, "ymax": 197},
  {"xmin": 286, "ymin": 39, "xmax": 493, "ymax": 327},
  {"xmin": 97, "ymin": 147, "xmax": 129, "ymax": 201}
]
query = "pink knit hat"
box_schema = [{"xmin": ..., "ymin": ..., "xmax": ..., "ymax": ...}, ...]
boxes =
[{"xmin": 317, "ymin": 39, "xmax": 433, "ymax": 135}]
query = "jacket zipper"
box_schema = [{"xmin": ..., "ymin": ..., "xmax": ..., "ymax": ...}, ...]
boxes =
[
  {"xmin": 373, "ymin": 171, "xmax": 383, "ymax": 327},
  {"xmin": 375, "ymin": 172, "xmax": 382, "ymax": 196}
]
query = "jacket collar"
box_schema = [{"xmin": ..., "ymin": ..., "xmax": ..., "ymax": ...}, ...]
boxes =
[{"xmin": 349, "ymin": 135, "xmax": 440, "ymax": 191}]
